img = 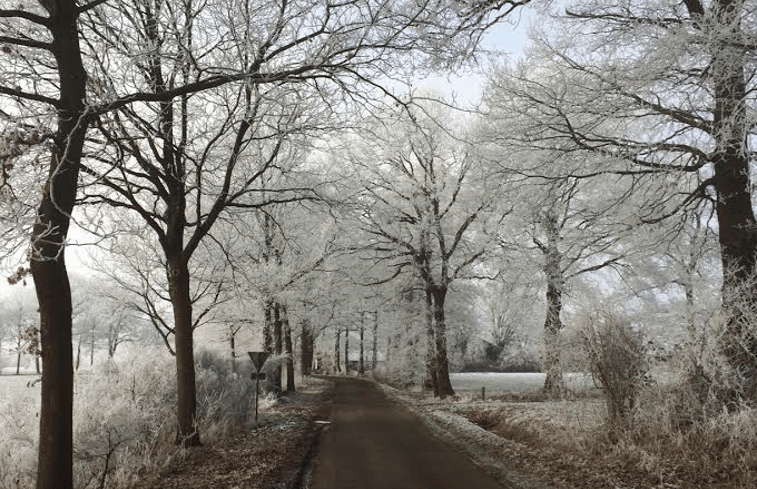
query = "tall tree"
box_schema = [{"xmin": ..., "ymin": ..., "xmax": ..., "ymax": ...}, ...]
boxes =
[
  {"xmin": 341, "ymin": 103, "xmax": 497, "ymax": 397},
  {"xmin": 483, "ymin": 0, "xmax": 757, "ymax": 398},
  {"xmin": 0, "ymin": 0, "xmax": 283, "ymax": 481}
]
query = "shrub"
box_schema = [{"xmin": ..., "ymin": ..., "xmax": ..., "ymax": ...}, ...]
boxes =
[{"xmin": 580, "ymin": 310, "xmax": 649, "ymax": 433}]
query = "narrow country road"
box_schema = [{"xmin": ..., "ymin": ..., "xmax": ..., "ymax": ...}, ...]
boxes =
[{"xmin": 309, "ymin": 377, "xmax": 507, "ymax": 489}]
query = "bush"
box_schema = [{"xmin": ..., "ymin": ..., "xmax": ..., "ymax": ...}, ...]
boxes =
[{"xmin": 581, "ymin": 310, "xmax": 649, "ymax": 432}]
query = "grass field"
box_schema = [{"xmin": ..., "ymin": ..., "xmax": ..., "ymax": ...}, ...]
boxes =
[
  {"xmin": 0, "ymin": 374, "xmax": 40, "ymax": 406},
  {"xmin": 449, "ymin": 372, "xmax": 595, "ymax": 395}
]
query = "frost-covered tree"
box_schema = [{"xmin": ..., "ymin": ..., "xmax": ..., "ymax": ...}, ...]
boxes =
[
  {"xmin": 339, "ymin": 103, "xmax": 498, "ymax": 398},
  {"xmin": 1, "ymin": 285, "xmax": 39, "ymax": 375},
  {"xmin": 482, "ymin": 0, "xmax": 757, "ymax": 398},
  {"xmin": 476, "ymin": 102, "xmax": 641, "ymax": 394}
]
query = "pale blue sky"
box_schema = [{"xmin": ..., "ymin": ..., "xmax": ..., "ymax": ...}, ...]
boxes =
[{"xmin": 420, "ymin": 7, "xmax": 535, "ymax": 103}]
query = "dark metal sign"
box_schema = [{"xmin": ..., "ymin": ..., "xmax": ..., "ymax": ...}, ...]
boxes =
[
  {"xmin": 248, "ymin": 351, "xmax": 269, "ymax": 372},
  {"xmin": 248, "ymin": 351, "xmax": 270, "ymax": 429}
]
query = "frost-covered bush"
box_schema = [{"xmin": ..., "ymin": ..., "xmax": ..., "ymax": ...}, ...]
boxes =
[
  {"xmin": 667, "ymin": 300, "xmax": 757, "ymax": 427},
  {"xmin": 580, "ymin": 310, "xmax": 649, "ymax": 432},
  {"xmin": 195, "ymin": 348, "xmax": 257, "ymax": 429},
  {"xmin": 0, "ymin": 394, "xmax": 38, "ymax": 488},
  {"xmin": 71, "ymin": 348, "xmax": 177, "ymax": 488}
]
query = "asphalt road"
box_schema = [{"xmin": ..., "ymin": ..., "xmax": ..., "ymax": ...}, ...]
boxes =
[{"xmin": 309, "ymin": 377, "xmax": 506, "ymax": 489}]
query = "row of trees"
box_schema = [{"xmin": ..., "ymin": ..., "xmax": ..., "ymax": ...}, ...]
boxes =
[
  {"xmin": 479, "ymin": 0, "xmax": 757, "ymax": 400},
  {"xmin": 0, "ymin": 279, "xmax": 148, "ymax": 373},
  {"xmin": 314, "ymin": 0, "xmax": 757, "ymax": 410},
  {"xmin": 0, "ymin": 1, "xmax": 529, "ymax": 488}
]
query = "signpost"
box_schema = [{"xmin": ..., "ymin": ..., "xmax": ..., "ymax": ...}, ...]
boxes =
[{"xmin": 248, "ymin": 352, "xmax": 269, "ymax": 429}]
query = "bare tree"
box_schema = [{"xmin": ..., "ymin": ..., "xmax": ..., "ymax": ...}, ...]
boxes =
[
  {"xmin": 340, "ymin": 103, "xmax": 498, "ymax": 397},
  {"xmin": 482, "ymin": 0, "xmax": 757, "ymax": 397},
  {"xmin": 1, "ymin": 287, "xmax": 39, "ymax": 375}
]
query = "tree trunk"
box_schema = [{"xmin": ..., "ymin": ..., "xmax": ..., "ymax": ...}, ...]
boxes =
[
  {"xmin": 33, "ymin": 257, "xmax": 75, "ymax": 489},
  {"xmin": 344, "ymin": 323, "xmax": 350, "ymax": 374},
  {"xmin": 75, "ymin": 336, "xmax": 81, "ymax": 372},
  {"xmin": 263, "ymin": 298, "xmax": 273, "ymax": 354},
  {"xmin": 541, "ymin": 212, "xmax": 566, "ymax": 397},
  {"xmin": 108, "ymin": 321, "xmax": 119, "ymax": 359},
  {"xmin": 425, "ymin": 287, "xmax": 439, "ymax": 395},
  {"xmin": 229, "ymin": 326, "xmax": 237, "ymax": 374},
  {"xmin": 264, "ymin": 299, "xmax": 275, "ymax": 392},
  {"xmin": 386, "ymin": 336, "xmax": 391, "ymax": 369},
  {"xmin": 16, "ymin": 341, "xmax": 21, "ymax": 375},
  {"xmin": 273, "ymin": 303, "xmax": 283, "ymax": 394},
  {"xmin": 372, "ymin": 311, "xmax": 378, "ymax": 369},
  {"xmin": 706, "ymin": 0, "xmax": 757, "ymax": 395},
  {"xmin": 334, "ymin": 329, "xmax": 341, "ymax": 373},
  {"xmin": 89, "ymin": 326, "xmax": 95, "ymax": 366},
  {"xmin": 430, "ymin": 286, "xmax": 454, "ymax": 398},
  {"xmin": 167, "ymin": 255, "xmax": 201, "ymax": 447},
  {"xmin": 301, "ymin": 321, "xmax": 314, "ymax": 376},
  {"xmin": 359, "ymin": 312, "xmax": 365, "ymax": 375},
  {"xmin": 283, "ymin": 306, "xmax": 295, "ymax": 392},
  {"xmin": 32, "ymin": 3, "xmax": 89, "ymax": 486}
]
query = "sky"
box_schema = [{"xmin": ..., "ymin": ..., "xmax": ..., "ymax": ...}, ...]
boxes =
[{"xmin": 420, "ymin": 6, "xmax": 535, "ymax": 103}]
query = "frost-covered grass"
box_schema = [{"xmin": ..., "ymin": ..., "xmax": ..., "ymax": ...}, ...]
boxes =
[
  {"xmin": 450, "ymin": 372, "xmax": 595, "ymax": 395},
  {"xmin": 0, "ymin": 347, "xmax": 263, "ymax": 489}
]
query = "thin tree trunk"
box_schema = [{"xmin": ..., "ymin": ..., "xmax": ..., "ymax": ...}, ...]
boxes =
[
  {"xmin": 283, "ymin": 306, "xmax": 295, "ymax": 392},
  {"xmin": 75, "ymin": 336, "xmax": 81, "ymax": 372},
  {"xmin": 344, "ymin": 323, "xmax": 350, "ymax": 374},
  {"xmin": 386, "ymin": 336, "xmax": 391, "ymax": 370},
  {"xmin": 359, "ymin": 312, "xmax": 365, "ymax": 375},
  {"xmin": 264, "ymin": 299, "xmax": 275, "ymax": 392},
  {"xmin": 334, "ymin": 328, "xmax": 341, "ymax": 373},
  {"xmin": 372, "ymin": 311, "xmax": 378, "ymax": 369},
  {"xmin": 89, "ymin": 326, "xmax": 95, "ymax": 366},
  {"xmin": 230, "ymin": 326, "xmax": 237, "ymax": 374},
  {"xmin": 273, "ymin": 302, "xmax": 283, "ymax": 394}
]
